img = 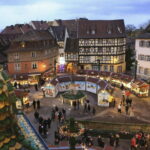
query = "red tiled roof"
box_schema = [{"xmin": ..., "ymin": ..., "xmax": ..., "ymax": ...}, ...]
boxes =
[
  {"xmin": 78, "ymin": 19, "xmax": 126, "ymax": 38},
  {"xmin": 31, "ymin": 21, "xmax": 49, "ymax": 30},
  {"xmin": 87, "ymin": 77, "xmax": 99, "ymax": 83},
  {"xmin": 72, "ymin": 75, "xmax": 86, "ymax": 81}
]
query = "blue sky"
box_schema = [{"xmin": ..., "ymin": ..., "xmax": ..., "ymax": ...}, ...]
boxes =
[{"xmin": 0, "ymin": 0, "xmax": 150, "ymax": 30}]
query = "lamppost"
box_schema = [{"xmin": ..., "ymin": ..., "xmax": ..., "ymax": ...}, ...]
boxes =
[
  {"xmin": 132, "ymin": 60, "xmax": 138, "ymax": 80},
  {"xmin": 54, "ymin": 59, "xmax": 57, "ymax": 77},
  {"xmin": 97, "ymin": 59, "xmax": 100, "ymax": 71}
]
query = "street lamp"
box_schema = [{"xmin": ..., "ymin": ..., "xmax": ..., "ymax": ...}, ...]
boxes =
[{"xmin": 132, "ymin": 60, "xmax": 138, "ymax": 80}]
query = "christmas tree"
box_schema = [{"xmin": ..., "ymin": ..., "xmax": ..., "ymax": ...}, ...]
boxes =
[{"xmin": 0, "ymin": 65, "xmax": 24, "ymax": 150}]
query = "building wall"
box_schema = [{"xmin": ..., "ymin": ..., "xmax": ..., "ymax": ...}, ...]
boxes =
[
  {"xmin": 7, "ymin": 48, "xmax": 58, "ymax": 75},
  {"xmin": 136, "ymin": 39, "xmax": 150, "ymax": 80}
]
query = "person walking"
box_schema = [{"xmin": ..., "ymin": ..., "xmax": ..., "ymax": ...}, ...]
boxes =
[
  {"xmin": 131, "ymin": 136, "xmax": 138, "ymax": 150},
  {"xmin": 117, "ymin": 104, "xmax": 122, "ymax": 113},
  {"xmin": 47, "ymin": 118, "xmax": 51, "ymax": 128},
  {"xmin": 115, "ymin": 134, "xmax": 120, "ymax": 147},
  {"xmin": 84, "ymin": 103, "xmax": 87, "ymax": 112},
  {"xmin": 125, "ymin": 104, "xmax": 129, "ymax": 115},
  {"xmin": 37, "ymin": 100, "xmax": 40, "ymax": 109},
  {"xmin": 33, "ymin": 99, "xmax": 36, "ymax": 110},
  {"xmin": 34, "ymin": 111, "xmax": 39, "ymax": 121},
  {"xmin": 92, "ymin": 107, "xmax": 96, "ymax": 115},
  {"xmin": 97, "ymin": 135, "xmax": 105, "ymax": 148},
  {"xmin": 88, "ymin": 104, "xmax": 91, "ymax": 112},
  {"xmin": 109, "ymin": 134, "xmax": 115, "ymax": 146},
  {"xmin": 77, "ymin": 100, "xmax": 80, "ymax": 110}
]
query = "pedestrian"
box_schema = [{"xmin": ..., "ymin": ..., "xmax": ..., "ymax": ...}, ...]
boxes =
[
  {"xmin": 37, "ymin": 100, "xmax": 40, "ymax": 109},
  {"xmin": 125, "ymin": 104, "xmax": 129, "ymax": 115},
  {"xmin": 55, "ymin": 106, "xmax": 58, "ymax": 112},
  {"xmin": 34, "ymin": 111, "xmax": 39, "ymax": 121},
  {"xmin": 33, "ymin": 99, "xmax": 36, "ymax": 110},
  {"xmin": 47, "ymin": 118, "xmax": 51, "ymax": 128},
  {"xmin": 77, "ymin": 100, "xmax": 80, "ymax": 110},
  {"xmin": 34, "ymin": 84, "xmax": 38, "ymax": 91},
  {"xmin": 117, "ymin": 104, "xmax": 121, "ymax": 113},
  {"xmin": 120, "ymin": 84, "xmax": 124, "ymax": 90},
  {"xmin": 131, "ymin": 136, "xmax": 138, "ymax": 150},
  {"xmin": 88, "ymin": 104, "xmax": 91, "ymax": 112},
  {"xmin": 109, "ymin": 134, "xmax": 115, "ymax": 146},
  {"xmin": 92, "ymin": 107, "xmax": 96, "ymax": 115},
  {"xmin": 115, "ymin": 134, "xmax": 120, "ymax": 147},
  {"xmin": 129, "ymin": 98, "xmax": 133, "ymax": 107},
  {"xmin": 97, "ymin": 136, "xmax": 105, "ymax": 148},
  {"xmin": 62, "ymin": 108, "xmax": 66, "ymax": 119},
  {"xmin": 84, "ymin": 103, "xmax": 87, "ymax": 112},
  {"xmin": 73, "ymin": 101, "xmax": 76, "ymax": 110},
  {"xmin": 39, "ymin": 116, "xmax": 43, "ymax": 125},
  {"xmin": 113, "ymin": 99, "xmax": 116, "ymax": 108},
  {"xmin": 38, "ymin": 125, "xmax": 43, "ymax": 135},
  {"xmin": 58, "ymin": 112, "xmax": 62, "ymax": 123}
]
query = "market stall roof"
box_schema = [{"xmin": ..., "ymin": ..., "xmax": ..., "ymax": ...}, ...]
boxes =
[
  {"xmin": 87, "ymin": 70, "xmax": 99, "ymax": 76},
  {"xmin": 57, "ymin": 76, "xmax": 72, "ymax": 83},
  {"xmin": 87, "ymin": 77, "xmax": 99, "ymax": 83},
  {"xmin": 15, "ymin": 89, "xmax": 28, "ymax": 98},
  {"xmin": 98, "ymin": 80, "xmax": 108, "ymax": 90},
  {"xmin": 50, "ymin": 78, "xmax": 59, "ymax": 86},
  {"xmin": 111, "ymin": 72, "xmax": 121, "ymax": 79},
  {"xmin": 120, "ymin": 74, "xmax": 133, "ymax": 83},
  {"xmin": 76, "ymin": 70, "xmax": 87, "ymax": 75},
  {"xmin": 99, "ymin": 71, "xmax": 111, "ymax": 77},
  {"xmin": 72, "ymin": 75, "xmax": 86, "ymax": 81}
]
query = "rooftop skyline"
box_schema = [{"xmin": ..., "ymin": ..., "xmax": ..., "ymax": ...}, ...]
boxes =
[{"xmin": 0, "ymin": 0, "xmax": 150, "ymax": 30}]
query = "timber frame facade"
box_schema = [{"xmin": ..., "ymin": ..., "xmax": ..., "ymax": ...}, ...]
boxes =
[{"xmin": 65, "ymin": 19, "xmax": 126, "ymax": 73}]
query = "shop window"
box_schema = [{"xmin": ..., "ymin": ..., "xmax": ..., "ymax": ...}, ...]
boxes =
[
  {"xmin": 117, "ymin": 66, "xmax": 122, "ymax": 73},
  {"xmin": 104, "ymin": 65, "xmax": 108, "ymax": 71},
  {"xmin": 14, "ymin": 63, "xmax": 21, "ymax": 71},
  {"xmin": 32, "ymin": 62, "xmax": 38, "ymax": 69},
  {"xmin": 31, "ymin": 51, "xmax": 36, "ymax": 58},
  {"xmin": 110, "ymin": 65, "xmax": 114, "ymax": 72}
]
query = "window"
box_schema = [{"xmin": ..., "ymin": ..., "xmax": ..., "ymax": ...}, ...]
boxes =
[
  {"xmin": 147, "ymin": 56, "xmax": 150, "ymax": 61},
  {"xmin": 104, "ymin": 65, "xmax": 108, "ymax": 71},
  {"xmin": 139, "ymin": 67, "xmax": 144, "ymax": 74},
  {"xmin": 32, "ymin": 62, "xmax": 38, "ymax": 69},
  {"xmin": 14, "ymin": 53, "xmax": 19, "ymax": 60},
  {"xmin": 117, "ymin": 66, "xmax": 122, "ymax": 73},
  {"xmin": 91, "ymin": 30, "xmax": 95, "ymax": 34},
  {"xmin": 14, "ymin": 63, "xmax": 21, "ymax": 71},
  {"xmin": 144, "ymin": 68, "xmax": 150, "ymax": 75},
  {"xmin": 31, "ymin": 51, "xmax": 36, "ymax": 58},
  {"xmin": 139, "ymin": 41, "xmax": 144, "ymax": 47},
  {"xmin": 146, "ymin": 41, "xmax": 150, "ymax": 47},
  {"xmin": 92, "ymin": 65, "xmax": 99, "ymax": 71},
  {"xmin": 110, "ymin": 65, "xmax": 114, "ymax": 72},
  {"xmin": 21, "ymin": 42, "xmax": 25, "ymax": 48}
]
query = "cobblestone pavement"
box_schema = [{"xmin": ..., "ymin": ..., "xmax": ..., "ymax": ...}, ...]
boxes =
[{"xmin": 25, "ymin": 86, "xmax": 150, "ymax": 149}]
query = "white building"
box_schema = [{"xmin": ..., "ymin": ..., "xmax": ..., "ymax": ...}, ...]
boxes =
[{"xmin": 136, "ymin": 33, "xmax": 150, "ymax": 81}]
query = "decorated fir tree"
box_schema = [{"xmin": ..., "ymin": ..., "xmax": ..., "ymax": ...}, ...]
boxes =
[{"xmin": 0, "ymin": 65, "xmax": 24, "ymax": 150}]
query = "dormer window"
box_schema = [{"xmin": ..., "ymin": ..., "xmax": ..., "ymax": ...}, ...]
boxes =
[
  {"xmin": 21, "ymin": 42, "xmax": 25, "ymax": 48},
  {"xmin": 107, "ymin": 29, "xmax": 111, "ymax": 34},
  {"xmin": 117, "ymin": 26, "xmax": 122, "ymax": 33},
  {"xmin": 91, "ymin": 29, "xmax": 95, "ymax": 34}
]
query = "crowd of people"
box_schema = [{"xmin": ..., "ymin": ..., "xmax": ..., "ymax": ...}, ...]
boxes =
[
  {"xmin": 34, "ymin": 105, "xmax": 66, "ymax": 139},
  {"xmin": 131, "ymin": 131, "xmax": 150, "ymax": 150}
]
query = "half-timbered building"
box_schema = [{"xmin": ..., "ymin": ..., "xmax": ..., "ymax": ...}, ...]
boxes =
[{"xmin": 65, "ymin": 19, "xmax": 126, "ymax": 73}]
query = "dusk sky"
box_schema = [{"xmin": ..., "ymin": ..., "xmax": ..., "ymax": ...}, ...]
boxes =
[{"xmin": 0, "ymin": 0, "xmax": 150, "ymax": 30}]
